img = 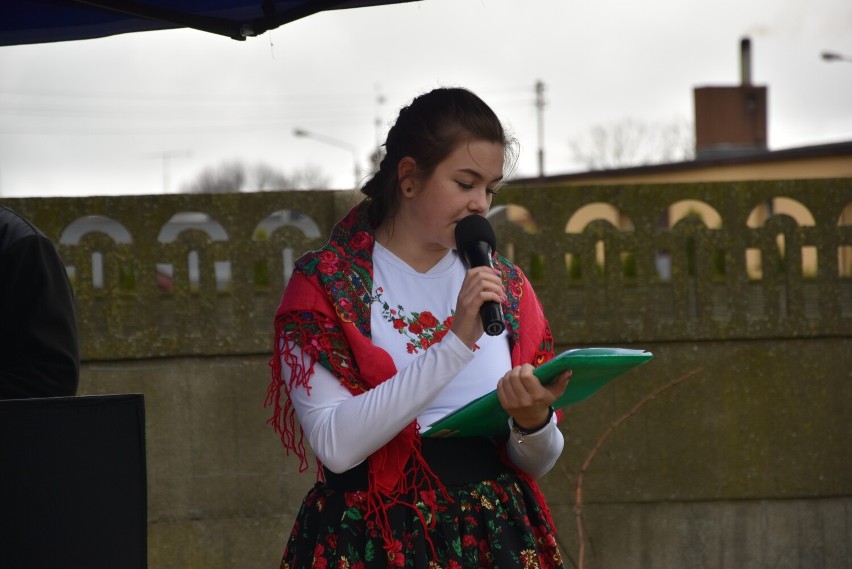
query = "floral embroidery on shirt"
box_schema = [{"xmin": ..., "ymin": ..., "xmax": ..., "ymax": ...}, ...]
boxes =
[{"xmin": 372, "ymin": 287, "xmax": 455, "ymax": 354}]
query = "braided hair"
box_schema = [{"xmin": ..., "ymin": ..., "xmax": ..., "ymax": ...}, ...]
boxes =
[{"xmin": 361, "ymin": 87, "xmax": 516, "ymax": 229}]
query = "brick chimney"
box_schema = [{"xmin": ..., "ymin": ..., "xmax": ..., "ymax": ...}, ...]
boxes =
[{"xmin": 693, "ymin": 37, "xmax": 768, "ymax": 159}]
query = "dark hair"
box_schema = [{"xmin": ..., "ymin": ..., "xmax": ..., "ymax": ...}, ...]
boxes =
[{"xmin": 361, "ymin": 87, "xmax": 515, "ymax": 228}]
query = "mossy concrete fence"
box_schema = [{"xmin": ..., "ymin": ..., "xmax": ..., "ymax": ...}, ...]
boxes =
[{"xmin": 5, "ymin": 178, "xmax": 851, "ymax": 569}]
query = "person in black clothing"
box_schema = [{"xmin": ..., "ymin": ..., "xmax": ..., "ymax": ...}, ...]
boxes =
[{"xmin": 0, "ymin": 204, "xmax": 79, "ymax": 399}]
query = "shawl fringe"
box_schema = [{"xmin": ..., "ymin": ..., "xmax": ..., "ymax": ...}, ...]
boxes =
[{"xmin": 267, "ymin": 307, "xmax": 451, "ymax": 553}]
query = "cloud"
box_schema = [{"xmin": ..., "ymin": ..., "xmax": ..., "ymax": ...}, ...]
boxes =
[{"xmin": 0, "ymin": 0, "xmax": 850, "ymax": 197}]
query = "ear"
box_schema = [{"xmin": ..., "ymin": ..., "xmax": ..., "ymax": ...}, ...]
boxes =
[{"xmin": 397, "ymin": 156, "xmax": 417, "ymax": 195}]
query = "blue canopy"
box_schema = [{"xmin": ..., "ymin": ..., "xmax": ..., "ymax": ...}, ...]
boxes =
[{"xmin": 1, "ymin": 0, "xmax": 418, "ymax": 46}]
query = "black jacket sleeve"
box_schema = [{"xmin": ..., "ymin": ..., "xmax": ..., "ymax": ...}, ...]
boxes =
[{"xmin": 0, "ymin": 234, "xmax": 80, "ymax": 399}]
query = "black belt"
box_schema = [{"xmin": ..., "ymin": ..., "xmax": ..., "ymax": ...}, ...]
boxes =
[{"xmin": 323, "ymin": 437, "xmax": 511, "ymax": 491}]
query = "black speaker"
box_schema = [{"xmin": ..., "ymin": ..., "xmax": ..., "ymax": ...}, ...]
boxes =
[{"xmin": 0, "ymin": 394, "xmax": 147, "ymax": 569}]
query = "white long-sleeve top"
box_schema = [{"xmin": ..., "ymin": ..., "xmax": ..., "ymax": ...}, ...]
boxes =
[{"xmin": 284, "ymin": 243, "xmax": 563, "ymax": 478}]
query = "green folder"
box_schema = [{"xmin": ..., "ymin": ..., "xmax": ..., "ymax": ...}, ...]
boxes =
[{"xmin": 422, "ymin": 347, "xmax": 653, "ymax": 438}]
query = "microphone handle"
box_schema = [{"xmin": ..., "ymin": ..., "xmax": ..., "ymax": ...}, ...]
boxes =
[
  {"xmin": 480, "ymin": 301, "xmax": 506, "ymax": 336},
  {"xmin": 465, "ymin": 241, "xmax": 506, "ymax": 336}
]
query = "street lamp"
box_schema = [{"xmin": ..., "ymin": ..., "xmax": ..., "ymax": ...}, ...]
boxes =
[
  {"xmin": 293, "ymin": 128, "xmax": 362, "ymax": 188},
  {"xmin": 821, "ymin": 51, "xmax": 852, "ymax": 63}
]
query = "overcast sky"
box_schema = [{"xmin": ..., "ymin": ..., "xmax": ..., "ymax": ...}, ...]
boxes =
[{"xmin": 1, "ymin": 0, "xmax": 851, "ymax": 197}]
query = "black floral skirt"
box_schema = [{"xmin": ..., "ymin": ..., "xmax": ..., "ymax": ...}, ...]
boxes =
[{"xmin": 279, "ymin": 438, "xmax": 564, "ymax": 569}]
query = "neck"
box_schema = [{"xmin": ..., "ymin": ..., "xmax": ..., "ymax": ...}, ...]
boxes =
[{"xmin": 375, "ymin": 220, "xmax": 448, "ymax": 273}]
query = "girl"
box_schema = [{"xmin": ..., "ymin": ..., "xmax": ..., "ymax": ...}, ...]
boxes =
[{"xmin": 268, "ymin": 87, "xmax": 569, "ymax": 569}]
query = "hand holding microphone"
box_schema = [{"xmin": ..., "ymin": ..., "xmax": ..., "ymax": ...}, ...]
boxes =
[{"xmin": 454, "ymin": 215, "xmax": 506, "ymax": 338}]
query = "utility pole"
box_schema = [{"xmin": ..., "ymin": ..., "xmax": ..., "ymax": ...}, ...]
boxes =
[
  {"xmin": 143, "ymin": 150, "xmax": 191, "ymax": 193},
  {"xmin": 375, "ymin": 84, "xmax": 386, "ymax": 147},
  {"xmin": 535, "ymin": 80, "xmax": 546, "ymax": 178},
  {"xmin": 161, "ymin": 150, "xmax": 191, "ymax": 193},
  {"xmin": 371, "ymin": 85, "xmax": 387, "ymax": 174}
]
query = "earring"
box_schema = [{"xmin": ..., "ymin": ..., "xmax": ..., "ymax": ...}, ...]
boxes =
[{"xmin": 405, "ymin": 187, "xmax": 413, "ymax": 194}]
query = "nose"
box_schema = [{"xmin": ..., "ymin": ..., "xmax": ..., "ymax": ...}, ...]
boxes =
[{"xmin": 468, "ymin": 187, "xmax": 490, "ymax": 214}]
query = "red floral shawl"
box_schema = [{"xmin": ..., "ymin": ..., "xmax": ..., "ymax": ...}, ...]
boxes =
[{"xmin": 266, "ymin": 203, "xmax": 557, "ymax": 547}]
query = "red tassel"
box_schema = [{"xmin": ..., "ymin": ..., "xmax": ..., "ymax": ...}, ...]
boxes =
[
  {"xmin": 364, "ymin": 431, "xmax": 448, "ymax": 560},
  {"xmin": 265, "ymin": 316, "xmax": 322, "ymax": 472}
]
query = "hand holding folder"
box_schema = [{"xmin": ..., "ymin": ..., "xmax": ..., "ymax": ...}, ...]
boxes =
[{"xmin": 422, "ymin": 347, "xmax": 653, "ymax": 438}]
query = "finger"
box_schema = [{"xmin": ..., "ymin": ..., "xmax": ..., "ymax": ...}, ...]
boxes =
[
  {"xmin": 496, "ymin": 370, "xmax": 514, "ymax": 399},
  {"xmin": 497, "ymin": 366, "xmax": 524, "ymax": 401},
  {"xmin": 514, "ymin": 364, "xmax": 546, "ymax": 395},
  {"xmin": 459, "ymin": 270, "xmax": 504, "ymax": 309},
  {"xmin": 496, "ymin": 374, "xmax": 513, "ymax": 409},
  {"xmin": 545, "ymin": 369, "xmax": 572, "ymax": 399},
  {"xmin": 466, "ymin": 268, "xmax": 507, "ymax": 301},
  {"xmin": 507, "ymin": 370, "xmax": 544, "ymax": 408}
]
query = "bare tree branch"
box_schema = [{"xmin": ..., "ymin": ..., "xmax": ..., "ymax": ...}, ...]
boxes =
[
  {"xmin": 575, "ymin": 367, "xmax": 705, "ymax": 569},
  {"xmin": 570, "ymin": 118, "xmax": 695, "ymax": 170},
  {"xmin": 180, "ymin": 160, "xmax": 330, "ymax": 193}
]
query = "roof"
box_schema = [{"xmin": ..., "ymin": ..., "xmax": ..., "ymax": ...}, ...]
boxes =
[{"xmin": 511, "ymin": 140, "xmax": 852, "ymax": 185}]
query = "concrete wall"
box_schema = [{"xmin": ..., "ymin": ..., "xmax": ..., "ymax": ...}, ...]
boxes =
[
  {"xmin": 76, "ymin": 336, "xmax": 851, "ymax": 569},
  {"xmin": 549, "ymin": 337, "xmax": 851, "ymax": 568},
  {"xmin": 5, "ymin": 178, "xmax": 850, "ymax": 568},
  {"xmin": 79, "ymin": 356, "xmax": 300, "ymax": 569}
]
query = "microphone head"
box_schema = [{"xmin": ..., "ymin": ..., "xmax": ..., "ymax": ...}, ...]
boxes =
[{"xmin": 454, "ymin": 215, "xmax": 497, "ymax": 254}]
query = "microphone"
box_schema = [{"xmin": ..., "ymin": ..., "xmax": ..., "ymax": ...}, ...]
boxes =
[{"xmin": 454, "ymin": 215, "xmax": 506, "ymax": 336}]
